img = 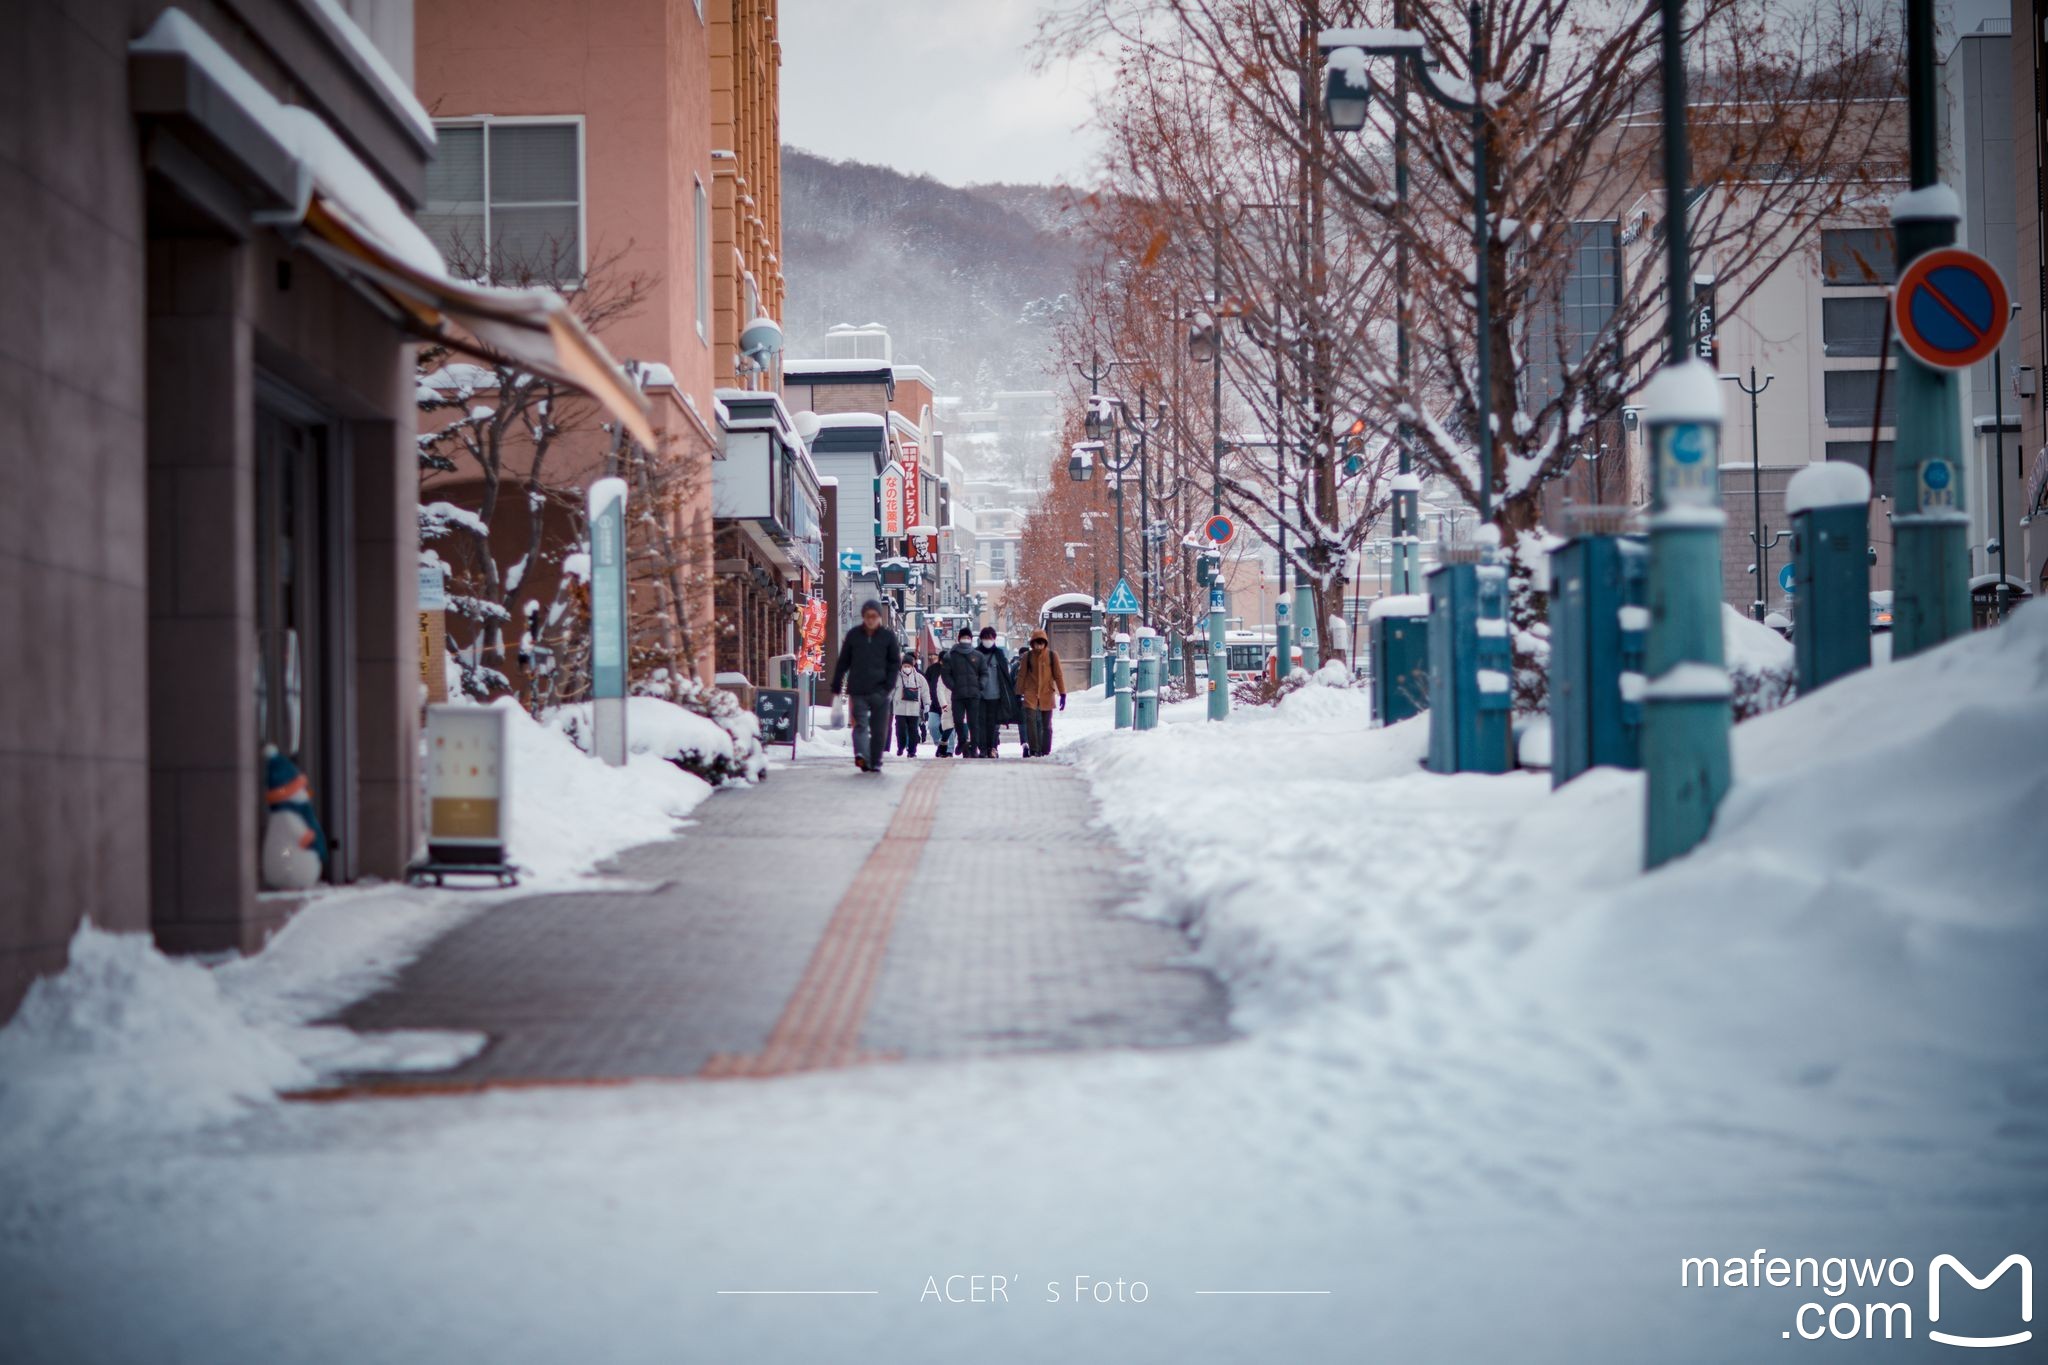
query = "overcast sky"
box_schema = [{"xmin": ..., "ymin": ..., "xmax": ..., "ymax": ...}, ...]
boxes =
[
  {"xmin": 779, "ymin": 0, "xmax": 1109, "ymax": 188},
  {"xmin": 778, "ymin": 0, "xmax": 2014, "ymax": 190}
]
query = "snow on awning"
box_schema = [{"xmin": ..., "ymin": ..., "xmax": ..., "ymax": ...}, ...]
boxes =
[{"xmin": 129, "ymin": 10, "xmax": 654, "ymax": 451}]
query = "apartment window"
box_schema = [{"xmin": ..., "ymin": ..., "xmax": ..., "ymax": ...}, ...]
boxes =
[
  {"xmin": 694, "ymin": 178, "xmax": 710, "ymax": 340},
  {"xmin": 1820, "ymin": 228, "xmax": 1895, "ymax": 286},
  {"xmin": 1826, "ymin": 440, "xmax": 1894, "ymax": 499},
  {"xmin": 1822, "ymin": 297, "xmax": 1888, "ymax": 357},
  {"xmin": 1822, "ymin": 368, "xmax": 1895, "ymax": 428},
  {"xmin": 423, "ymin": 121, "xmax": 583, "ymax": 283}
]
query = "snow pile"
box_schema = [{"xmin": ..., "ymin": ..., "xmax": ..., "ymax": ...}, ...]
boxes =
[
  {"xmin": 0, "ymin": 924, "xmax": 310, "ymax": 1157},
  {"xmin": 498, "ymin": 700, "xmax": 713, "ymax": 882},
  {"xmin": 1072, "ymin": 603, "xmax": 2048, "ymax": 1205}
]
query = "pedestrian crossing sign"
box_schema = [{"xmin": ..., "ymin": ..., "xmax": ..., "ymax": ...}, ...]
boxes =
[{"xmin": 1103, "ymin": 578, "xmax": 1140, "ymax": 615}]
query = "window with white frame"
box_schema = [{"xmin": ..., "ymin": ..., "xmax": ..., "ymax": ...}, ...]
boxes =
[
  {"xmin": 694, "ymin": 178, "xmax": 710, "ymax": 340},
  {"xmin": 423, "ymin": 120, "xmax": 583, "ymax": 284}
]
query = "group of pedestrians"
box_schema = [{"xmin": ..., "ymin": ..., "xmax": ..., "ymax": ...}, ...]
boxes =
[{"xmin": 830, "ymin": 600, "xmax": 1066, "ymax": 773}]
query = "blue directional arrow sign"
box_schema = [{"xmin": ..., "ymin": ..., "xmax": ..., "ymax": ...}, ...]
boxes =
[
  {"xmin": 838, "ymin": 549, "xmax": 865, "ymax": 573},
  {"xmin": 1778, "ymin": 562, "xmax": 1797, "ymax": 597},
  {"xmin": 1103, "ymin": 578, "xmax": 1140, "ymax": 615}
]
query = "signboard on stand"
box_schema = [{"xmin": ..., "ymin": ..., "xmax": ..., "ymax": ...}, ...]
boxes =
[
  {"xmin": 588, "ymin": 477, "xmax": 629, "ymax": 766},
  {"xmin": 409, "ymin": 704, "xmax": 517, "ymax": 887}
]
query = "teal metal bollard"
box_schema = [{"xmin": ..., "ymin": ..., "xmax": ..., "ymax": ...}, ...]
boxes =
[
  {"xmin": 1293, "ymin": 583, "xmax": 1319, "ymax": 672},
  {"xmin": 1369, "ymin": 598, "xmax": 1430, "ymax": 725},
  {"xmin": 1639, "ymin": 360, "xmax": 1733, "ymax": 870},
  {"xmin": 1089, "ymin": 616, "xmax": 1105, "ymax": 689},
  {"xmin": 1133, "ymin": 629, "xmax": 1161, "ymax": 730},
  {"xmin": 1548, "ymin": 524, "xmax": 1648, "ymax": 787},
  {"xmin": 1425, "ymin": 551, "xmax": 1512, "ymax": 774},
  {"xmin": 1274, "ymin": 594, "xmax": 1293, "ymax": 680},
  {"xmin": 1785, "ymin": 462, "xmax": 1872, "ymax": 693},
  {"xmin": 1205, "ymin": 581, "xmax": 1229, "ymax": 722},
  {"xmin": 1112, "ymin": 632, "xmax": 1133, "ymax": 729}
]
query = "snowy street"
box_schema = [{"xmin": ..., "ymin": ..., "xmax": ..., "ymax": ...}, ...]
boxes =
[
  {"xmin": 9, "ymin": 1, "xmax": 2048, "ymax": 1361},
  {"xmin": 4, "ymin": 610, "xmax": 2044, "ymax": 1364}
]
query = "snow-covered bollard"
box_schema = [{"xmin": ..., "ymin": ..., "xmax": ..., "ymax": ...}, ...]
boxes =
[
  {"xmin": 1784, "ymin": 460, "xmax": 1873, "ymax": 694},
  {"xmin": 1639, "ymin": 359, "xmax": 1732, "ymax": 870}
]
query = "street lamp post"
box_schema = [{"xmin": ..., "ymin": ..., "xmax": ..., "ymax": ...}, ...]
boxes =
[
  {"xmin": 1720, "ymin": 367, "xmax": 1780, "ymax": 620},
  {"xmin": 1891, "ymin": 0, "xmax": 1971, "ymax": 656},
  {"xmin": 1639, "ymin": 0, "xmax": 1732, "ymax": 870},
  {"xmin": 1320, "ymin": 5, "xmax": 1549, "ymax": 530},
  {"xmin": 1991, "ymin": 302, "xmax": 2021, "ymax": 621}
]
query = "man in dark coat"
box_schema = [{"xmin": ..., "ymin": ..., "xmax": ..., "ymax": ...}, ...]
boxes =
[
  {"xmin": 940, "ymin": 628, "xmax": 986, "ymax": 759},
  {"xmin": 972, "ymin": 626, "xmax": 1017, "ymax": 758},
  {"xmin": 831, "ymin": 599, "xmax": 901, "ymax": 772}
]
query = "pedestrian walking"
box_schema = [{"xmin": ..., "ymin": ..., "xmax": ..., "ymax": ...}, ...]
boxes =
[
  {"xmin": 941, "ymin": 628, "xmax": 986, "ymax": 758},
  {"xmin": 1015, "ymin": 629, "xmax": 1067, "ymax": 756},
  {"xmin": 972, "ymin": 626, "xmax": 1016, "ymax": 758},
  {"xmin": 830, "ymin": 599, "xmax": 901, "ymax": 773},
  {"xmin": 892, "ymin": 655, "xmax": 929, "ymax": 757},
  {"xmin": 924, "ymin": 654, "xmax": 957, "ymax": 756}
]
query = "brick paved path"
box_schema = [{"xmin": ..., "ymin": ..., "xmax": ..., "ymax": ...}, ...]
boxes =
[{"xmin": 331, "ymin": 756, "xmax": 1229, "ymax": 1090}]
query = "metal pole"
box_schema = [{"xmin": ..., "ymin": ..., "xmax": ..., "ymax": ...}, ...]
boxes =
[
  {"xmin": 1750, "ymin": 372, "xmax": 1764, "ymax": 615},
  {"xmin": 1469, "ymin": 0, "xmax": 1494, "ymax": 524},
  {"xmin": 1640, "ymin": 0, "xmax": 1732, "ymax": 870},
  {"xmin": 1994, "ymin": 340, "xmax": 2010, "ymax": 620},
  {"xmin": 1393, "ymin": 0, "xmax": 1415, "ymax": 595},
  {"xmin": 1891, "ymin": 0, "xmax": 1970, "ymax": 656},
  {"xmin": 1138, "ymin": 389, "xmax": 1152, "ymax": 622}
]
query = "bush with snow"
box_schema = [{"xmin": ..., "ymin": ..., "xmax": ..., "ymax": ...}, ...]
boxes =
[{"xmin": 554, "ymin": 685, "xmax": 765, "ymax": 787}]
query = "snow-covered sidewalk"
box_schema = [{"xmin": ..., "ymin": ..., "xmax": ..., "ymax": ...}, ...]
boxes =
[{"xmin": 0, "ymin": 613, "xmax": 2042, "ymax": 1364}]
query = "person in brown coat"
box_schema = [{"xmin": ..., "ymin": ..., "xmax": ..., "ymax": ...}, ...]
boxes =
[{"xmin": 1015, "ymin": 629, "xmax": 1067, "ymax": 756}]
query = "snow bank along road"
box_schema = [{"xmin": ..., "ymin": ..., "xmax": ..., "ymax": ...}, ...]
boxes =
[{"xmin": 0, "ymin": 608, "xmax": 2044, "ymax": 1364}]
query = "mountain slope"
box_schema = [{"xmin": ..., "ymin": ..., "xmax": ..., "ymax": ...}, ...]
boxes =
[{"xmin": 779, "ymin": 147, "xmax": 1084, "ymax": 405}]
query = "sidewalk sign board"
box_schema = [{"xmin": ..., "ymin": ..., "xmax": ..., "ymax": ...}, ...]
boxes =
[
  {"xmin": 755, "ymin": 687, "xmax": 800, "ymax": 757},
  {"xmin": 410, "ymin": 703, "xmax": 517, "ymax": 887}
]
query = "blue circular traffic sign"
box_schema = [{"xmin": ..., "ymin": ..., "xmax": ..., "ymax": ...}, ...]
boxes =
[
  {"xmin": 1778, "ymin": 562, "xmax": 1796, "ymax": 595},
  {"xmin": 1893, "ymin": 248, "xmax": 2010, "ymax": 371},
  {"xmin": 1922, "ymin": 459, "xmax": 1951, "ymax": 491},
  {"xmin": 1669, "ymin": 426, "xmax": 1709, "ymax": 465}
]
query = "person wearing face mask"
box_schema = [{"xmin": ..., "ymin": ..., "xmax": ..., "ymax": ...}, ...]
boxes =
[
  {"xmin": 941, "ymin": 628, "xmax": 986, "ymax": 758},
  {"xmin": 972, "ymin": 626, "xmax": 1016, "ymax": 758},
  {"xmin": 892, "ymin": 654, "xmax": 930, "ymax": 758},
  {"xmin": 1014, "ymin": 629, "xmax": 1067, "ymax": 756}
]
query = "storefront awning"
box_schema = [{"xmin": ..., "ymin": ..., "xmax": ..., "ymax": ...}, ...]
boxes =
[{"xmin": 130, "ymin": 9, "xmax": 654, "ymax": 450}]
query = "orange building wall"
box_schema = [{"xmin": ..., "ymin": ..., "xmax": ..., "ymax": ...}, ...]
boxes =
[{"xmin": 415, "ymin": 0, "xmax": 720, "ymax": 678}]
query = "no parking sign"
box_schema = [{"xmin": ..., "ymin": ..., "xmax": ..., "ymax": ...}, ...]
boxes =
[{"xmin": 1892, "ymin": 248, "xmax": 2009, "ymax": 371}]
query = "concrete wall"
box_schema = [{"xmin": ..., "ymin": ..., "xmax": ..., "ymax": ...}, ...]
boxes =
[{"xmin": 2011, "ymin": 0, "xmax": 2047, "ymax": 591}]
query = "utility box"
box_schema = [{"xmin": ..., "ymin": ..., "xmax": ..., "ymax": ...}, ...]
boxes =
[
  {"xmin": 1548, "ymin": 531, "xmax": 1648, "ymax": 788},
  {"xmin": 1786, "ymin": 463, "xmax": 1872, "ymax": 694},
  {"xmin": 1426, "ymin": 555, "xmax": 1513, "ymax": 774},
  {"xmin": 1368, "ymin": 596, "xmax": 1431, "ymax": 724}
]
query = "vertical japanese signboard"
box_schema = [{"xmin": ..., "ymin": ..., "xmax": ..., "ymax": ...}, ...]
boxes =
[
  {"xmin": 900, "ymin": 441, "xmax": 921, "ymax": 532},
  {"xmin": 879, "ymin": 460, "xmax": 906, "ymax": 538},
  {"xmin": 588, "ymin": 477, "xmax": 629, "ymax": 766}
]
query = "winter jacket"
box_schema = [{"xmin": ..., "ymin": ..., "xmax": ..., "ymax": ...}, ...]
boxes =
[
  {"xmin": 892, "ymin": 667, "xmax": 931, "ymax": 717},
  {"xmin": 832, "ymin": 623, "xmax": 902, "ymax": 696},
  {"xmin": 1016, "ymin": 632, "xmax": 1068, "ymax": 711},
  {"xmin": 941, "ymin": 640, "xmax": 986, "ymax": 707},
  {"xmin": 974, "ymin": 644, "xmax": 1013, "ymax": 702}
]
